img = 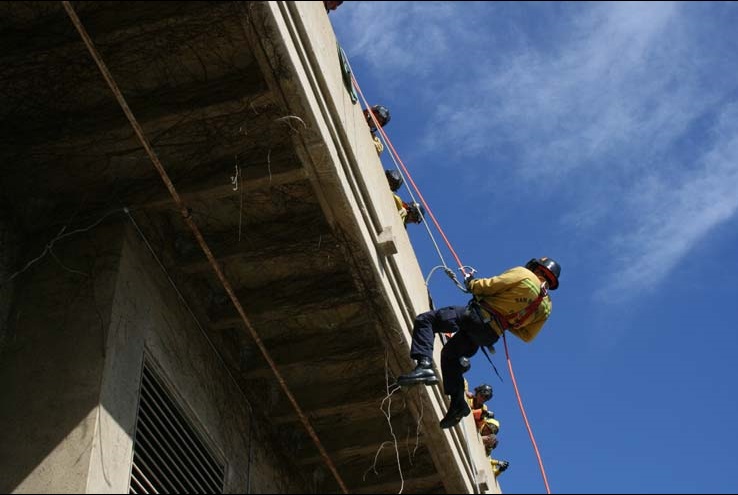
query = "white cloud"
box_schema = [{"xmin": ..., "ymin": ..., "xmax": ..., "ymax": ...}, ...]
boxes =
[
  {"xmin": 337, "ymin": 2, "xmax": 738, "ymax": 300},
  {"xmin": 336, "ymin": 2, "xmax": 460, "ymax": 79},
  {"xmin": 601, "ymin": 103, "xmax": 738, "ymax": 299},
  {"xmin": 430, "ymin": 2, "xmax": 693, "ymax": 176}
]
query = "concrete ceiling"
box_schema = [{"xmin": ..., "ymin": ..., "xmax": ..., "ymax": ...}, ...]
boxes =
[{"xmin": 0, "ymin": 2, "xmax": 445, "ymax": 493}]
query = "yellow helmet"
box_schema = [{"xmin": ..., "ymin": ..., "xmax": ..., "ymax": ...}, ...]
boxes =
[{"xmin": 480, "ymin": 417, "xmax": 500, "ymax": 435}]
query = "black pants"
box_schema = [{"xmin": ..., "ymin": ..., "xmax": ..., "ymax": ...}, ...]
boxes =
[{"xmin": 409, "ymin": 304, "xmax": 499, "ymax": 398}]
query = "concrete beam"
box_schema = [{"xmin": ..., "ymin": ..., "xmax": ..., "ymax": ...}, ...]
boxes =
[
  {"xmin": 241, "ymin": 351, "xmax": 384, "ymax": 382},
  {"xmin": 265, "ymin": 372, "xmax": 396, "ymax": 417},
  {"xmin": 272, "ymin": 397, "xmax": 390, "ymax": 425},
  {"xmin": 296, "ymin": 441, "xmax": 412, "ymax": 467},
  {"xmin": 183, "ymin": 206, "xmax": 331, "ymax": 256},
  {"xmin": 352, "ymin": 474, "xmax": 442, "ymax": 495},
  {"xmin": 176, "ymin": 223, "xmax": 338, "ymax": 279},
  {"xmin": 207, "ymin": 271, "xmax": 360, "ymax": 329},
  {"xmin": 137, "ymin": 167, "xmax": 307, "ymax": 211},
  {"xmin": 210, "ymin": 298, "xmax": 371, "ymax": 348},
  {"xmin": 210, "ymin": 294, "xmax": 363, "ymax": 330},
  {"xmin": 239, "ymin": 325, "xmax": 378, "ymax": 372},
  {"xmin": 1, "ymin": 3, "xmax": 268, "ymax": 149},
  {"xmin": 15, "ymin": 86, "xmax": 274, "ymax": 152},
  {"xmin": 315, "ymin": 452, "xmax": 439, "ymax": 495},
  {"xmin": 0, "ymin": 2, "xmax": 216, "ymax": 62}
]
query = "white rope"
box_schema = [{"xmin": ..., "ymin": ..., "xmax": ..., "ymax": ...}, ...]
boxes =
[
  {"xmin": 347, "ymin": 59, "xmax": 484, "ymax": 493},
  {"xmin": 381, "ymin": 147, "xmax": 449, "ymax": 268},
  {"xmin": 346, "ymin": 57, "xmax": 451, "ymax": 274},
  {"xmin": 425, "ymin": 264, "xmax": 473, "ymax": 293}
]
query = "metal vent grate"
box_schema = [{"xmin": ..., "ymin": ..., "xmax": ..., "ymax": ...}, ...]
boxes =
[{"xmin": 129, "ymin": 363, "xmax": 225, "ymax": 494}]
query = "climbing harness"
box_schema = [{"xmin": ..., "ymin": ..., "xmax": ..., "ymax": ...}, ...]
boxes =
[{"xmin": 475, "ymin": 282, "xmax": 548, "ymax": 331}]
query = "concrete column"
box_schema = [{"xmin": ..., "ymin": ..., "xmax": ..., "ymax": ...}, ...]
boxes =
[
  {"xmin": 1, "ymin": 218, "xmax": 310, "ymax": 494},
  {"xmin": 0, "ymin": 221, "xmax": 124, "ymax": 494}
]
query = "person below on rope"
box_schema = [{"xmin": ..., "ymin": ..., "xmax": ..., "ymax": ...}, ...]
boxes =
[
  {"xmin": 385, "ymin": 169, "xmax": 424, "ymax": 227},
  {"xmin": 490, "ymin": 458, "xmax": 509, "ymax": 477},
  {"xmin": 396, "ymin": 257, "xmax": 561, "ymax": 429},
  {"xmin": 365, "ymin": 105, "xmax": 390, "ymax": 155}
]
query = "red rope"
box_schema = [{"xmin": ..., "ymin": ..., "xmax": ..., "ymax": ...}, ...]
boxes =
[
  {"xmin": 352, "ymin": 71, "xmax": 552, "ymax": 493},
  {"xmin": 351, "ymin": 74, "xmax": 468, "ymax": 277},
  {"xmin": 503, "ymin": 333, "xmax": 552, "ymax": 494}
]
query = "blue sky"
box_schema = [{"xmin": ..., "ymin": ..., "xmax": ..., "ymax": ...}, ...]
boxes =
[{"xmin": 331, "ymin": 2, "xmax": 738, "ymax": 493}]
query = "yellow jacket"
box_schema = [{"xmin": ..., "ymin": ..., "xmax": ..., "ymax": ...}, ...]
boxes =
[
  {"xmin": 468, "ymin": 266, "xmax": 552, "ymax": 342},
  {"xmin": 372, "ymin": 134, "xmax": 384, "ymax": 155},
  {"xmin": 490, "ymin": 458, "xmax": 508, "ymax": 476},
  {"xmin": 393, "ymin": 194, "xmax": 408, "ymax": 222}
]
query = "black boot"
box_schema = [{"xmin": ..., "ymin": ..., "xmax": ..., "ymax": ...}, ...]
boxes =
[
  {"xmin": 439, "ymin": 393, "xmax": 471, "ymax": 429},
  {"xmin": 397, "ymin": 356, "xmax": 438, "ymax": 386}
]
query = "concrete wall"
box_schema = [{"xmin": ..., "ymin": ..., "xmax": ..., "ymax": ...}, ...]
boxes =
[
  {"xmin": 0, "ymin": 219, "xmax": 309, "ymax": 494},
  {"xmin": 0, "ymin": 209, "xmax": 18, "ymax": 351},
  {"xmin": 0, "ymin": 221, "xmax": 124, "ymax": 494}
]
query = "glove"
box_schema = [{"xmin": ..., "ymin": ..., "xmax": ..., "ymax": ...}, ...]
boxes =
[
  {"xmin": 498, "ymin": 460, "xmax": 509, "ymax": 472},
  {"xmin": 464, "ymin": 273, "xmax": 475, "ymax": 291}
]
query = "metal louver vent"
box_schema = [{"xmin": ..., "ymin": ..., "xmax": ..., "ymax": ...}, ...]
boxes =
[{"xmin": 129, "ymin": 363, "xmax": 225, "ymax": 494}]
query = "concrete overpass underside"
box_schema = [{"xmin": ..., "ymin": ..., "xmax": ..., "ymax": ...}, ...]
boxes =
[{"xmin": 0, "ymin": 2, "xmax": 497, "ymax": 493}]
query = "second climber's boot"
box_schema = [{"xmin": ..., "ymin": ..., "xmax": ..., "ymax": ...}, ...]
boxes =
[{"xmin": 396, "ymin": 356, "xmax": 438, "ymax": 386}]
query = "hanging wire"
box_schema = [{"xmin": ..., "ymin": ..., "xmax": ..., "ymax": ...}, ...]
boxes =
[{"xmin": 62, "ymin": 3, "xmax": 348, "ymax": 491}]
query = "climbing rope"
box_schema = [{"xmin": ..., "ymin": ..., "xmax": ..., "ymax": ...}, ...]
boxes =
[
  {"xmin": 352, "ymin": 75, "xmax": 484, "ymax": 492},
  {"xmin": 424, "ymin": 265, "xmax": 467, "ymax": 293},
  {"xmin": 363, "ymin": 104, "xmax": 451, "ymax": 276},
  {"xmin": 355, "ymin": 79, "xmax": 467, "ymax": 276},
  {"xmin": 502, "ymin": 334, "xmax": 552, "ymax": 494},
  {"xmin": 350, "ymin": 71, "xmax": 466, "ymax": 294},
  {"xmin": 350, "ymin": 68, "xmax": 552, "ymax": 493}
]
